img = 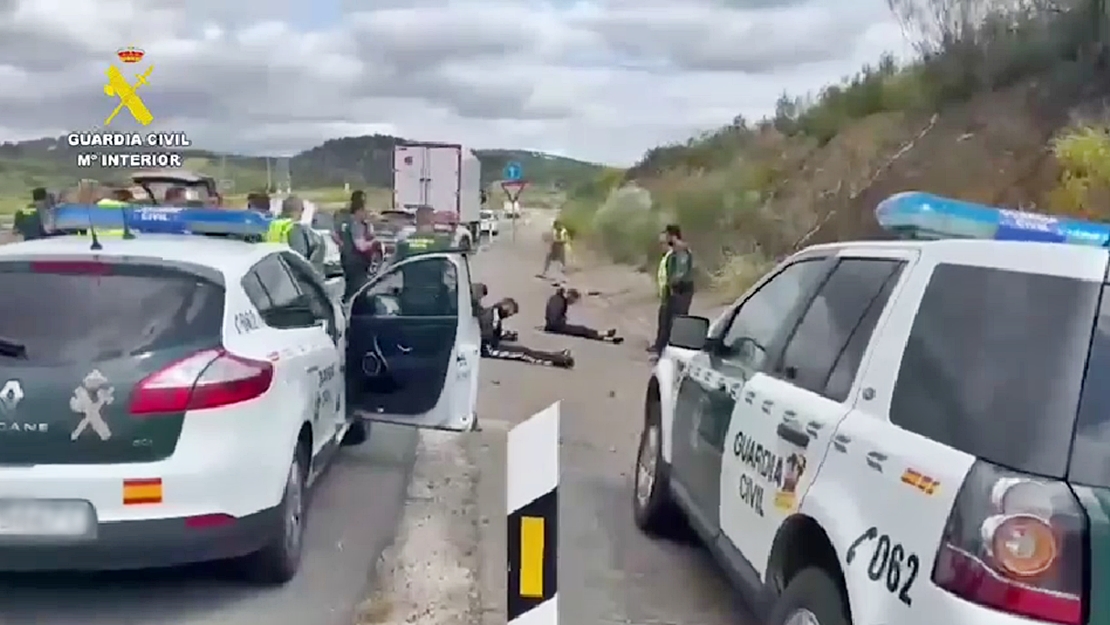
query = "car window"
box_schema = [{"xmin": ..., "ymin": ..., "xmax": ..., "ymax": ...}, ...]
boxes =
[
  {"xmin": 823, "ymin": 270, "xmax": 901, "ymax": 402},
  {"xmin": 352, "ymin": 258, "xmax": 457, "ymax": 317},
  {"xmin": 0, "ymin": 262, "xmax": 224, "ymax": 364},
  {"xmin": 280, "ymin": 253, "xmax": 331, "ymax": 321},
  {"xmin": 891, "ymin": 264, "xmax": 1099, "ymax": 478},
  {"xmin": 245, "ymin": 254, "xmax": 303, "ymax": 311},
  {"xmin": 311, "ymin": 212, "xmax": 335, "ymax": 230},
  {"xmin": 719, "ymin": 258, "xmax": 827, "ymax": 369},
  {"xmin": 776, "ymin": 259, "xmax": 904, "ymax": 398},
  {"xmin": 1066, "ymin": 286, "xmax": 1110, "ymax": 488}
]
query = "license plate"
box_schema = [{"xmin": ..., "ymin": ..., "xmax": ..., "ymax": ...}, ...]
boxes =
[{"xmin": 0, "ymin": 500, "xmax": 94, "ymax": 537}]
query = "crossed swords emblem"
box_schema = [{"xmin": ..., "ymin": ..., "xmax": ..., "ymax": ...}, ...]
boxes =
[
  {"xmin": 103, "ymin": 64, "xmax": 155, "ymax": 126},
  {"xmin": 70, "ymin": 369, "xmax": 114, "ymax": 441}
]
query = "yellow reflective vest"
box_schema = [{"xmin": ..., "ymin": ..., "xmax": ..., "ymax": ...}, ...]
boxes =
[
  {"xmin": 265, "ymin": 218, "xmax": 295, "ymax": 244},
  {"xmin": 84, "ymin": 198, "xmax": 127, "ymax": 236},
  {"xmin": 657, "ymin": 250, "xmax": 672, "ymax": 298},
  {"xmin": 552, "ymin": 226, "xmax": 568, "ymax": 243}
]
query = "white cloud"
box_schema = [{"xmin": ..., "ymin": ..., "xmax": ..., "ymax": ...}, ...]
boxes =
[{"xmin": 0, "ymin": 0, "xmax": 909, "ymax": 165}]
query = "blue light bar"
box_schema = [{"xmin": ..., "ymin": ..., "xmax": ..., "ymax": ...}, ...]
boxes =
[
  {"xmin": 874, "ymin": 192, "xmax": 1110, "ymax": 247},
  {"xmin": 52, "ymin": 204, "xmax": 271, "ymax": 238}
]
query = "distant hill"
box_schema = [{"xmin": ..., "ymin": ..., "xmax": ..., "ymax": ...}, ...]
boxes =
[{"xmin": 0, "ymin": 134, "xmax": 603, "ymax": 197}]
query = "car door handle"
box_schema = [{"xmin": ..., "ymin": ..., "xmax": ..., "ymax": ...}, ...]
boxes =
[{"xmin": 776, "ymin": 422, "xmax": 810, "ymax": 447}]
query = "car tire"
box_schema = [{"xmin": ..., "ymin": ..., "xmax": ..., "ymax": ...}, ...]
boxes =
[
  {"xmin": 632, "ymin": 400, "xmax": 684, "ymax": 537},
  {"xmin": 341, "ymin": 420, "xmax": 369, "ymax": 446},
  {"xmin": 768, "ymin": 567, "xmax": 852, "ymax": 625},
  {"xmin": 239, "ymin": 445, "xmax": 308, "ymax": 585}
]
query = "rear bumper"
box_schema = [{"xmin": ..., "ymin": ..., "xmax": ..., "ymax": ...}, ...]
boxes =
[{"xmin": 0, "ymin": 504, "xmax": 281, "ymax": 571}]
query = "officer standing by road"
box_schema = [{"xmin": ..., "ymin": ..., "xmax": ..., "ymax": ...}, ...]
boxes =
[
  {"xmin": 538, "ymin": 219, "xmax": 569, "ymax": 278},
  {"xmin": 338, "ymin": 192, "xmax": 377, "ymax": 301},
  {"xmin": 266, "ymin": 196, "xmax": 326, "ymax": 274},
  {"xmin": 650, "ymin": 224, "xmax": 695, "ymax": 355}
]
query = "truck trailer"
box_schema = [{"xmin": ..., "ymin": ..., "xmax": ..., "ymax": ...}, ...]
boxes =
[{"xmin": 392, "ymin": 141, "xmax": 483, "ymax": 241}]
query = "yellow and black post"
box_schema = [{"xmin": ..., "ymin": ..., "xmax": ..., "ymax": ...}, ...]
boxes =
[{"xmin": 507, "ymin": 401, "xmax": 559, "ymax": 625}]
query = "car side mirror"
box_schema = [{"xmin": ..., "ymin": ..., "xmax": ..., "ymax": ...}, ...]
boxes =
[{"xmin": 668, "ymin": 315, "xmax": 710, "ymax": 350}]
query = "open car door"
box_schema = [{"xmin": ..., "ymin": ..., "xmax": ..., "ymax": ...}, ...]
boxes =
[{"xmin": 345, "ymin": 252, "xmax": 480, "ymax": 431}]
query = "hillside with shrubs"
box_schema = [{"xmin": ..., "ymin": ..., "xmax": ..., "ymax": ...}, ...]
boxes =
[{"xmin": 559, "ymin": 0, "xmax": 1110, "ymax": 300}]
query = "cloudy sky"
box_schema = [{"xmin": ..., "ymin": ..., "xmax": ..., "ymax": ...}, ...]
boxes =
[{"xmin": 0, "ymin": 0, "xmax": 911, "ymax": 165}]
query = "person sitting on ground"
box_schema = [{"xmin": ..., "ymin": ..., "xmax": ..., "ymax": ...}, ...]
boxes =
[
  {"xmin": 479, "ymin": 296, "xmax": 574, "ymax": 368},
  {"xmin": 544, "ymin": 287, "xmax": 623, "ymax": 343}
]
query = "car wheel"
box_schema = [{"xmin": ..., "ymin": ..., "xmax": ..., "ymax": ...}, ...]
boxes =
[
  {"xmin": 341, "ymin": 420, "xmax": 369, "ymax": 446},
  {"xmin": 768, "ymin": 567, "xmax": 851, "ymax": 625},
  {"xmin": 632, "ymin": 399, "xmax": 684, "ymax": 536},
  {"xmin": 240, "ymin": 445, "xmax": 308, "ymax": 584}
]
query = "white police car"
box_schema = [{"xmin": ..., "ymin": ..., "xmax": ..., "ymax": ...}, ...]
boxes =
[
  {"xmin": 633, "ymin": 193, "xmax": 1109, "ymax": 625},
  {"xmin": 0, "ymin": 205, "xmax": 481, "ymax": 583}
]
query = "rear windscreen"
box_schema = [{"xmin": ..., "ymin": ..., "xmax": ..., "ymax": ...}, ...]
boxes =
[
  {"xmin": 0, "ymin": 263, "xmax": 224, "ymax": 364},
  {"xmin": 890, "ymin": 264, "xmax": 1102, "ymax": 479},
  {"xmin": 1068, "ymin": 287, "xmax": 1110, "ymax": 487}
]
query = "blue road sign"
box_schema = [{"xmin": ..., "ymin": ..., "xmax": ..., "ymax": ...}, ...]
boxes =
[{"xmin": 503, "ymin": 161, "xmax": 523, "ymax": 181}]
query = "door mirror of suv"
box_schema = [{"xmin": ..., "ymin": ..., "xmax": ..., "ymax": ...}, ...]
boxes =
[{"xmin": 668, "ymin": 315, "xmax": 710, "ymax": 350}]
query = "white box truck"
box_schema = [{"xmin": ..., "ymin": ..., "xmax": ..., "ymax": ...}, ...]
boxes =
[{"xmin": 393, "ymin": 141, "xmax": 482, "ymax": 242}]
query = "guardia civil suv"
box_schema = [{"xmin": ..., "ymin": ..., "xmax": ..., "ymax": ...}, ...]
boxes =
[
  {"xmin": 0, "ymin": 205, "xmax": 481, "ymax": 583},
  {"xmin": 633, "ymin": 192, "xmax": 1109, "ymax": 625}
]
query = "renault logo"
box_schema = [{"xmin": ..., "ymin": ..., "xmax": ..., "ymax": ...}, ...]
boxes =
[{"xmin": 0, "ymin": 381, "xmax": 23, "ymax": 414}]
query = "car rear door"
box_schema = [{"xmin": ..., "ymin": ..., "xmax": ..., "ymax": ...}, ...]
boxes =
[{"xmin": 344, "ymin": 251, "xmax": 479, "ymax": 431}]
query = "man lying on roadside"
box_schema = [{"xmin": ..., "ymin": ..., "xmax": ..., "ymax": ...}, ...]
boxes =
[
  {"xmin": 544, "ymin": 286, "xmax": 624, "ymax": 344},
  {"xmin": 474, "ymin": 285, "xmax": 575, "ymax": 368}
]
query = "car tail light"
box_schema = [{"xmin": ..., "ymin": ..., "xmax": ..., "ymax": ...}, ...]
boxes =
[
  {"xmin": 130, "ymin": 348, "xmax": 273, "ymax": 415},
  {"xmin": 932, "ymin": 460, "xmax": 1086, "ymax": 624},
  {"xmin": 31, "ymin": 260, "xmax": 111, "ymax": 275}
]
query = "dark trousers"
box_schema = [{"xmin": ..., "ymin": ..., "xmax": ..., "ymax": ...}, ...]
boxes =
[
  {"xmin": 541, "ymin": 242, "xmax": 566, "ymax": 274},
  {"xmin": 544, "ymin": 322, "xmax": 602, "ymax": 340},
  {"xmin": 652, "ymin": 289, "xmax": 694, "ymax": 352},
  {"xmin": 482, "ymin": 343, "xmax": 573, "ymax": 368},
  {"xmin": 342, "ymin": 264, "xmax": 370, "ymax": 302}
]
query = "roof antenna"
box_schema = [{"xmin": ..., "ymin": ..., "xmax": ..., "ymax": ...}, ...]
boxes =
[
  {"xmin": 86, "ymin": 204, "xmax": 103, "ymax": 251},
  {"xmin": 119, "ymin": 204, "xmax": 135, "ymax": 240}
]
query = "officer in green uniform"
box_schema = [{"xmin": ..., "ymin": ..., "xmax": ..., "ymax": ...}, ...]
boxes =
[
  {"xmin": 394, "ymin": 206, "xmax": 453, "ymax": 260},
  {"xmin": 393, "ymin": 206, "xmax": 456, "ymax": 316},
  {"xmin": 650, "ymin": 224, "xmax": 694, "ymax": 355}
]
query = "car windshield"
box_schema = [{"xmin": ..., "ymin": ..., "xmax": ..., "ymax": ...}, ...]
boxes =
[
  {"xmin": 480, "ymin": 211, "xmax": 493, "ymax": 219},
  {"xmin": 138, "ymin": 180, "xmax": 212, "ymax": 203}
]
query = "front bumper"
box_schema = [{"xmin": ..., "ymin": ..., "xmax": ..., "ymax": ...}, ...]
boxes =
[{"xmin": 0, "ymin": 505, "xmax": 281, "ymax": 571}]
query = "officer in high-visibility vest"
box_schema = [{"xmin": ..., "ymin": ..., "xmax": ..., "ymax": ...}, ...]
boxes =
[
  {"xmin": 538, "ymin": 219, "xmax": 569, "ymax": 278},
  {"xmin": 265, "ymin": 196, "xmax": 326, "ymax": 274},
  {"xmin": 15, "ymin": 187, "xmax": 53, "ymax": 240},
  {"xmin": 91, "ymin": 190, "xmax": 131, "ymax": 236},
  {"xmin": 650, "ymin": 224, "xmax": 694, "ymax": 356}
]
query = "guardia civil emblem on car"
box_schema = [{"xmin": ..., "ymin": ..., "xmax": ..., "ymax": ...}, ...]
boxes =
[{"xmin": 0, "ymin": 380, "xmax": 24, "ymax": 414}]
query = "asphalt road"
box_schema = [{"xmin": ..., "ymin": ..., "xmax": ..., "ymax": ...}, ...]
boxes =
[
  {"xmin": 0, "ymin": 426, "xmax": 417, "ymax": 625},
  {"xmin": 466, "ymin": 215, "xmax": 745, "ymax": 625}
]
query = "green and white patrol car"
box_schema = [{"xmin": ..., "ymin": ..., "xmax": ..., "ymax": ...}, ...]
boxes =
[
  {"xmin": 633, "ymin": 235, "xmax": 1103, "ymax": 625},
  {"xmin": 0, "ymin": 209, "xmax": 481, "ymax": 583}
]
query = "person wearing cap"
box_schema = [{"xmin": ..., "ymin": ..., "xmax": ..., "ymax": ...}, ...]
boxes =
[{"xmin": 266, "ymin": 196, "xmax": 326, "ymax": 274}]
